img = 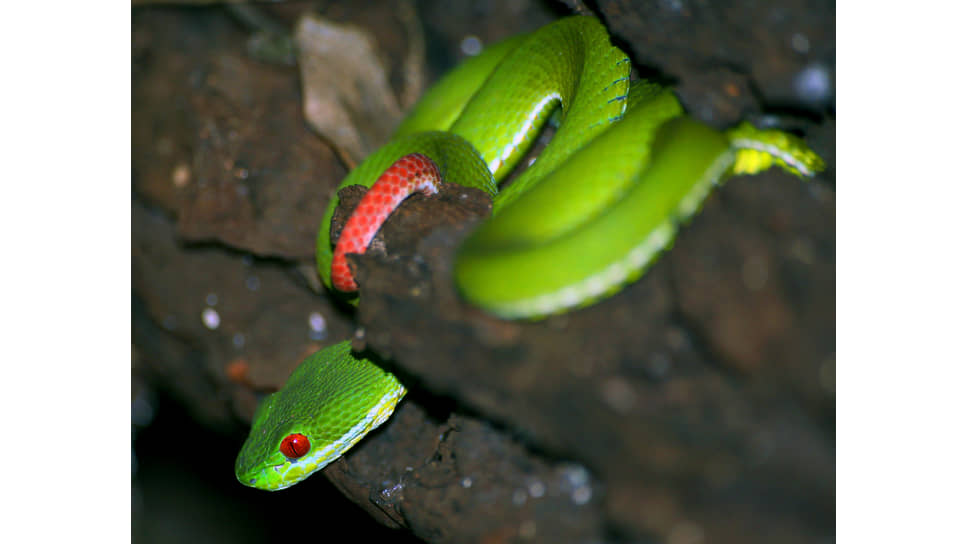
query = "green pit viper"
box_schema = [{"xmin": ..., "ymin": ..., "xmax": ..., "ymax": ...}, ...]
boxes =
[{"xmin": 236, "ymin": 16, "xmax": 824, "ymax": 490}]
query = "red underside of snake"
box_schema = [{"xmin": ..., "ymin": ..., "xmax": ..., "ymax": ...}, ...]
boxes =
[{"xmin": 331, "ymin": 153, "xmax": 442, "ymax": 292}]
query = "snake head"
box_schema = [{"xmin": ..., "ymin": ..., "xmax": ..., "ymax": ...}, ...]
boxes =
[
  {"xmin": 234, "ymin": 394, "xmax": 318, "ymax": 491},
  {"xmin": 235, "ymin": 341, "xmax": 407, "ymax": 491}
]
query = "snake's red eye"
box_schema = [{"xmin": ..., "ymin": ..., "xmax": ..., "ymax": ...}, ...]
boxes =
[{"xmin": 280, "ymin": 433, "xmax": 310, "ymax": 459}]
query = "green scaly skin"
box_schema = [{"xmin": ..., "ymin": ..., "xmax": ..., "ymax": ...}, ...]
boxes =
[
  {"xmin": 236, "ymin": 341, "xmax": 404, "ymax": 490},
  {"xmin": 237, "ymin": 16, "xmax": 825, "ymax": 490}
]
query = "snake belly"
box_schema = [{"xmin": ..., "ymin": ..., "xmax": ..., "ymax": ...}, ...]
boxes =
[{"xmin": 237, "ymin": 16, "xmax": 824, "ymax": 491}]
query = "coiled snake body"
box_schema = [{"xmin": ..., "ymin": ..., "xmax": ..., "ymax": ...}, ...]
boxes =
[{"xmin": 236, "ymin": 16, "xmax": 823, "ymax": 491}]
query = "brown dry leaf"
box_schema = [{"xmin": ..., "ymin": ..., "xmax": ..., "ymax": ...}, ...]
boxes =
[{"xmin": 295, "ymin": 13, "xmax": 409, "ymax": 166}]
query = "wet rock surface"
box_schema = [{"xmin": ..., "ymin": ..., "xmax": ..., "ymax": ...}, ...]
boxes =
[{"xmin": 132, "ymin": 2, "xmax": 834, "ymax": 543}]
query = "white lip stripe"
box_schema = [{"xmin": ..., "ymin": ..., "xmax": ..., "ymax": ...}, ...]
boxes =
[
  {"xmin": 309, "ymin": 385, "xmax": 406, "ymax": 463},
  {"xmin": 271, "ymin": 383, "xmax": 406, "ymax": 489}
]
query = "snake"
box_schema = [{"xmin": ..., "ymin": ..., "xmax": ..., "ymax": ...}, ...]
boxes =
[{"xmin": 235, "ymin": 16, "xmax": 824, "ymax": 491}]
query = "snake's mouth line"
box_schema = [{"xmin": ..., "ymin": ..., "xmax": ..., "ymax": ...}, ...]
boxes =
[{"xmin": 255, "ymin": 384, "xmax": 407, "ymax": 491}]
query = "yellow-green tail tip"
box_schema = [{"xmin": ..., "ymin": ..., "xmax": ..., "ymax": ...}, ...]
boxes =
[{"xmin": 727, "ymin": 122, "xmax": 825, "ymax": 179}]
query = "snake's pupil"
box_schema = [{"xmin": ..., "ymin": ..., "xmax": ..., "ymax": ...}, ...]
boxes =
[{"xmin": 281, "ymin": 433, "xmax": 310, "ymax": 458}]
